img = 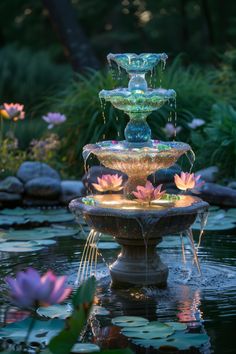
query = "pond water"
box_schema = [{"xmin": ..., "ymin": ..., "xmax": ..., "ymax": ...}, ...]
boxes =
[{"xmin": 0, "ymin": 208, "xmax": 235, "ymax": 354}]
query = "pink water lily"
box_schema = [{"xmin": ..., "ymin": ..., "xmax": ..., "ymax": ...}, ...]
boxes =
[
  {"xmin": 6, "ymin": 268, "xmax": 72, "ymax": 309},
  {"xmin": 163, "ymin": 123, "xmax": 182, "ymax": 138},
  {"xmin": 133, "ymin": 181, "xmax": 166, "ymax": 204},
  {"xmin": 92, "ymin": 174, "xmax": 123, "ymax": 192},
  {"xmin": 1, "ymin": 103, "xmax": 25, "ymax": 120},
  {"xmin": 42, "ymin": 112, "xmax": 67, "ymax": 129},
  {"xmin": 174, "ymin": 172, "xmax": 204, "ymax": 193}
]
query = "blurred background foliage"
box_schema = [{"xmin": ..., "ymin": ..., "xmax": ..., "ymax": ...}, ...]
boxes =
[{"xmin": 0, "ymin": 0, "xmax": 236, "ymax": 179}]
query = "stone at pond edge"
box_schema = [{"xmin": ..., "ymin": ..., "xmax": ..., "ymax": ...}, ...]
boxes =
[
  {"xmin": 148, "ymin": 164, "xmax": 181, "ymax": 185},
  {"xmin": 228, "ymin": 181, "xmax": 236, "ymax": 190},
  {"xmin": 82, "ymin": 166, "xmax": 127, "ymax": 192},
  {"xmin": 0, "ymin": 176, "xmax": 24, "ymax": 194},
  {"xmin": 0, "ymin": 192, "xmax": 22, "ymax": 202},
  {"xmin": 25, "ymin": 177, "xmax": 61, "ymax": 199},
  {"xmin": 17, "ymin": 161, "xmax": 60, "ymax": 183},
  {"xmin": 195, "ymin": 166, "xmax": 219, "ymax": 183},
  {"xmin": 60, "ymin": 180, "xmax": 86, "ymax": 204},
  {"xmin": 198, "ymin": 182, "xmax": 236, "ymax": 207}
]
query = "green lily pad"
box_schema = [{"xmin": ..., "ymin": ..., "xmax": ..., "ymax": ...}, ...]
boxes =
[
  {"xmin": 0, "ymin": 208, "xmax": 40, "ymax": 215},
  {"xmin": 112, "ymin": 316, "xmax": 149, "ymax": 327},
  {"xmin": 132, "ymin": 332, "xmax": 209, "ymax": 350},
  {"xmin": 0, "ymin": 215, "xmax": 28, "ymax": 226},
  {"xmin": 192, "ymin": 219, "xmax": 235, "ymax": 231},
  {"xmin": 92, "ymin": 305, "xmax": 110, "ymax": 316},
  {"xmin": 71, "ymin": 343, "xmax": 100, "ymax": 353},
  {"xmin": 37, "ymin": 304, "xmax": 72, "ymax": 319},
  {"xmin": 0, "ymin": 241, "xmax": 44, "ymax": 252},
  {"xmin": 0, "ymin": 226, "xmax": 79, "ymax": 241},
  {"xmin": 165, "ymin": 322, "xmax": 187, "ymax": 331},
  {"xmin": 97, "ymin": 242, "xmax": 120, "ymax": 249},
  {"xmin": 0, "ymin": 318, "xmax": 64, "ymax": 344},
  {"xmin": 121, "ymin": 321, "xmax": 174, "ymax": 339},
  {"xmin": 157, "ymin": 236, "xmax": 188, "ymax": 249}
]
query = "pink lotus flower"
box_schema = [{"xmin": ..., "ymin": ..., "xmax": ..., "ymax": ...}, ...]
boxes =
[
  {"xmin": 163, "ymin": 123, "xmax": 182, "ymax": 138},
  {"xmin": 92, "ymin": 174, "xmax": 123, "ymax": 192},
  {"xmin": 42, "ymin": 112, "xmax": 67, "ymax": 129},
  {"xmin": 174, "ymin": 172, "xmax": 204, "ymax": 193},
  {"xmin": 6, "ymin": 268, "xmax": 72, "ymax": 309},
  {"xmin": 188, "ymin": 118, "xmax": 205, "ymax": 129},
  {"xmin": 1, "ymin": 103, "xmax": 25, "ymax": 120},
  {"xmin": 133, "ymin": 181, "xmax": 166, "ymax": 204}
]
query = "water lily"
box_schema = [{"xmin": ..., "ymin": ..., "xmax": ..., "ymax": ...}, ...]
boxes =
[
  {"xmin": 163, "ymin": 123, "xmax": 182, "ymax": 138},
  {"xmin": 42, "ymin": 112, "xmax": 67, "ymax": 129},
  {"xmin": 1, "ymin": 103, "xmax": 25, "ymax": 120},
  {"xmin": 188, "ymin": 118, "xmax": 205, "ymax": 129},
  {"xmin": 133, "ymin": 181, "xmax": 166, "ymax": 204},
  {"xmin": 6, "ymin": 268, "xmax": 72, "ymax": 309},
  {"xmin": 174, "ymin": 172, "xmax": 204, "ymax": 193},
  {"xmin": 92, "ymin": 174, "xmax": 123, "ymax": 192}
]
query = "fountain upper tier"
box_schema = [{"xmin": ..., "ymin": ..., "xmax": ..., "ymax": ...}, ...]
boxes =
[
  {"xmin": 83, "ymin": 140, "xmax": 191, "ymax": 195},
  {"xmin": 107, "ymin": 53, "xmax": 168, "ymax": 74}
]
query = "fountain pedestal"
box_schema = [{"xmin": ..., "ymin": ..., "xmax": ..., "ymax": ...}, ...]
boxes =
[{"xmin": 110, "ymin": 242, "xmax": 168, "ymax": 288}]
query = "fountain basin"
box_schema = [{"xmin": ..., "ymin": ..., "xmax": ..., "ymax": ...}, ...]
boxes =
[
  {"xmin": 70, "ymin": 195, "xmax": 208, "ymax": 288},
  {"xmin": 83, "ymin": 140, "xmax": 191, "ymax": 195}
]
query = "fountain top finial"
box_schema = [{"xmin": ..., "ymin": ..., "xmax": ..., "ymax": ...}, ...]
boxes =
[{"xmin": 107, "ymin": 53, "xmax": 168, "ymax": 74}]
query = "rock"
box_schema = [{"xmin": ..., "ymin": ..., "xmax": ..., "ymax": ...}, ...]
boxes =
[
  {"xmin": 17, "ymin": 162, "xmax": 60, "ymax": 183},
  {"xmin": 25, "ymin": 177, "xmax": 61, "ymax": 199},
  {"xmin": 60, "ymin": 180, "xmax": 86, "ymax": 204},
  {"xmin": 195, "ymin": 166, "xmax": 219, "ymax": 183},
  {"xmin": 148, "ymin": 164, "xmax": 182, "ymax": 185},
  {"xmin": 0, "ymin": 176, "xmax": 24, "ymax": 194},
  {"xmin": 227, "ymin": 181, "xmax": 236, "ymax": 190},
  {"xmin": 0, "ymin": 192, "xmax": 22, "ymax": 202},
  {"xmin": 82, "ymin": 166, "xmax": 127, "ymax": 192},
  {"xmin": 198, "ymin": 182, "xmax": 236, "ymax": 207}
]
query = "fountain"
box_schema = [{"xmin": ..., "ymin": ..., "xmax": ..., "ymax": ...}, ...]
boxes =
[{"xmin": 69, "ymin": 53, "xmax": 208, "ymax": 288}]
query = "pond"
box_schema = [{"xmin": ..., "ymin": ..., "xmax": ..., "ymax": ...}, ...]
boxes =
[{"xmin": 0, "ymin": 207, "xmax": 235, "ymax": 354}]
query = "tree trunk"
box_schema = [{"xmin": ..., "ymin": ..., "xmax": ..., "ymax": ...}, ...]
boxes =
[
  {"xmin": 200, "ymin": 0, "xmax": 214, "ymax": 46},
  {"xmin": 42, "ymin": 0, "xmax": 100, "ymax": 72}
]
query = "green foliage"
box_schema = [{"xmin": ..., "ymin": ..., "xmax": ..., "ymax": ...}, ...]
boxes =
[
  {"xmin": 0, "ymin": 45, "xmax": 72, "ymax": 110},
  {"xmin": 191, "ymin": 103, "xmax": 236, "ymax": 178}
]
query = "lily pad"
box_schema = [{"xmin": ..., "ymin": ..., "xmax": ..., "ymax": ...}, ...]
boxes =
[
  {"xmin": 121, "ymin": 321, "xmax": 174, "ymax": 339},
  {"xmin": 71, "ymin": 343, "xmax": 100, "ymax": 353},
  {"xmin": 97, "ymin": 242, "xmax": 120, "ymax": 249},
  {"xmin": 37, "ymin": 304, "xmax": 72, "ymax": 319},
  {"xmin": 112, "ymin": 316, "xmax": 149, "ymax": 327},
  {"xmin": 0, "ymin": 318, "xmax": 64, "ymax": 344},
  {"xmin": 0, "ymin": 241, "xmax": 44, "ymax": 252},
  {"xmin": 132, "ymin": 332, "xmax": 209, "ymax": 350},
  {"xmin": 165, "ymin": 322, "xmax": 187, "ymax": 331},
  {"xmin": 0, "ymin": 208, "xmax": 40, "ymax": 215},
  {"xmin": 0, "ymin": 226, "xmax": 79, "ymax": 241}
]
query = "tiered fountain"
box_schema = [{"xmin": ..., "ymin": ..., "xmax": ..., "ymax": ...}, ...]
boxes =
[{"xmin": 70, "ymin": 53, "xmax": 208, "ymax": 288}]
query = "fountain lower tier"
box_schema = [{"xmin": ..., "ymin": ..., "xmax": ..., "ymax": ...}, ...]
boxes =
[{"xmin": 69, "ymin": 195, "xmax": 208, "ymax": 288}]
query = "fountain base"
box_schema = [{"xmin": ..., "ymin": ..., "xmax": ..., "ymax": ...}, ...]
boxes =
[
  {"xmin": 110, "ymin": 243, "xmax": 168, "ymax": 288},
  {"xmin": 69, "ymin": 195, "xmax": 208, "ymax": 288}
]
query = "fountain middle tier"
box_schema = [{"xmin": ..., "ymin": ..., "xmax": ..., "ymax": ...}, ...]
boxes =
[
  {"xmin": 70, "ymin": 195, "xmax": 208, "ymax": 287},
  {"xmin": 83, "ymin": 140, "xmax": 191, "ymax": 195}
]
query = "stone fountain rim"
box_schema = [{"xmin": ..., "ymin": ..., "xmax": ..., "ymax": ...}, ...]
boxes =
[{"xmin": 69, "ymin": 196, "xmax": 209, "ymax": 220}]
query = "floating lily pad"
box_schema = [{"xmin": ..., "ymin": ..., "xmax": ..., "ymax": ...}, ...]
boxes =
[
  {"xmin": 0, "ymin": 318, "xmax": 64, "ymax": 344},
  {"xmin": 0, "ymin": 241, "xmax": 44, "ymax": 252},
  {"xmin": 157, "ymin": 236, "xmax": 188, "ymax": 249},
  {"xmin": 37, "ymin": 304, "xmax": 72, "ymax": 319},
  {"xmin": 165, "ymin": 322, "xmax": 187, "ymax": 331},
  {"xmin": 92, "ymin": 305, "xmax": 110, "ymax": 316},
  {"xmin": 71, "ymin": 343, "xmax": 100, "ymax": 353},
  {"xmin": 132, "ymin": 332, "xmax": 209, "ymax": 350},
  {"xmin": 121, "ymin": 321, "xmax": 174, "ymax": 339},
  {"xmin": 112, "ymin": 316, "xmax": 149, "ymax": 327},
  {"xmin": 97, "ymin": 242, "xmax": 120, "ymax": 249},
  {"xmin": 0, "ymin": 208, "xmax": 75, "ymax": 226},
  {"xmin": 0, "ymin": 226, "xmax": 79, "ymax": 241}
]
